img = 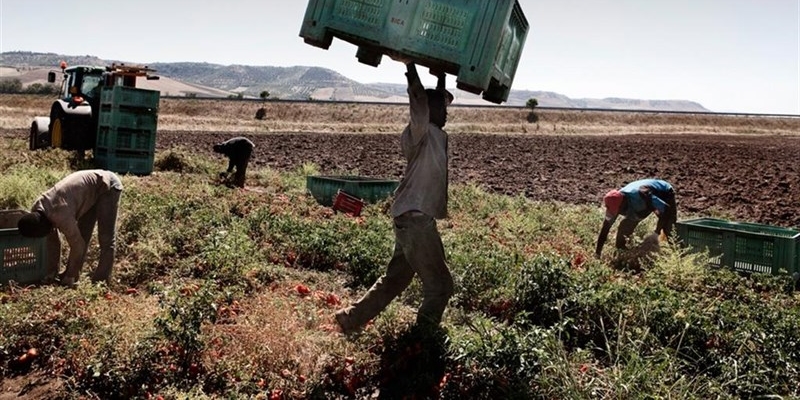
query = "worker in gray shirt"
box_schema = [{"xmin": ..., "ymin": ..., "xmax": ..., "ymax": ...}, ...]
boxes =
[
  {"xmin": 17, "ymin": 169, "xmax": 123, "ymax": 287},
  {"xmin": 335, "ymin": 60, "xmax": 454, "ymax": 333}
]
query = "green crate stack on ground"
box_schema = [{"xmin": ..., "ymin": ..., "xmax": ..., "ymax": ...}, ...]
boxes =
[
  {"xmin": 300, "ymin": 0, "xmax": 528, "ymax": 104},
  {"xmin": 676, "ymin": 218, "xmax": 800, "ymax": 276},
  {"xmin": 94, "ymin": 85, "xmax": 160, "ymax": 175},
  {"xmin": 0, "ymin": 210, "xmax": 49, "ymax": 285}
]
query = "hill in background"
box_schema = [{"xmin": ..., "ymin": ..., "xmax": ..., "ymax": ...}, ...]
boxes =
[{"xmin": 0, "ymin": 51, "xmax": 709, "ymax": 111}]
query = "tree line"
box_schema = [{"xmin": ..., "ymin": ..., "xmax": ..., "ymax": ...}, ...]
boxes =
[{"xmin": 0, "ymin": 78, "xmax": 59, "ymax": 95}]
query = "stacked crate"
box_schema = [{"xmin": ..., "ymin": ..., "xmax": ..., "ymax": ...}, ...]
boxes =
[{"xmin": 94, "ymin": 85, "xmax": 160, "ymax": 175}]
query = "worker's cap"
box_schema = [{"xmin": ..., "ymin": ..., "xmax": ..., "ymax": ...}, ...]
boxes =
[{"xmin": 603, "ymin": 190, "xmax": 624, "ymax": 219}]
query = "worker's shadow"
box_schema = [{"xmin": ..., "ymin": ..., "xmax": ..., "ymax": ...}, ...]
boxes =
[{"xmin": 377, "ymin": 325, "xmax": 448, "ymax": 399}]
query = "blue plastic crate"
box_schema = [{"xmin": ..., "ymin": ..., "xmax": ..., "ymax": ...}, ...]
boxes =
[
  {"xmin": 0, "ymin": 210, "xmax": 48, "ymax": 285},
  {"xmin": 300, "ymin": 0, "xmax": 529, "ymax": 104}
]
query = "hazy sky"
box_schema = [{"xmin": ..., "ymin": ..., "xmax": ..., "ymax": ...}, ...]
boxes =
[{"xmin": 1, "ymin": 0, "xmax": 798, "ymax": 114}]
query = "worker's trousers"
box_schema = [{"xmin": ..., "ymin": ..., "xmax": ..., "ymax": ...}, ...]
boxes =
[
  {"xmin": 48, "ymin": 178, "xmax": 123, "ymax": 283},
  {"xmin": 336, "ymin": 212, "xmax": 454, "ymax": 330}
]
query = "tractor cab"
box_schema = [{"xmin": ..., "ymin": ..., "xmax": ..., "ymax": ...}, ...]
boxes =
[{"xmin": 48, "ymin": 64, "xmax": 106, "ymax": 105}]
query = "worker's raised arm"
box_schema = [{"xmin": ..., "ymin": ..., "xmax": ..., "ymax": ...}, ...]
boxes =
[{"xmin": 405, "ymin": 63, "xmax": 429, "ymax": 143}]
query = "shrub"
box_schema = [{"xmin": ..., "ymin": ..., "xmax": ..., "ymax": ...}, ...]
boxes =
[
  {"xmin": 513, "ymin": 254, "xmax": 574, "ymax": 326},
  {"xmin": 155, "ymin": 148, "xmax": 215, "ymax": 174}
]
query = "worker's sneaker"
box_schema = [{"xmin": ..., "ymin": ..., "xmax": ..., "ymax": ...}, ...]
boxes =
[
  {"xmin": 59, "ymin": 275, "xmax": 77, "ymax": 289},
  {"xmin": 41, "ymin": 273, "xmax": 58, "ymax": 285}
]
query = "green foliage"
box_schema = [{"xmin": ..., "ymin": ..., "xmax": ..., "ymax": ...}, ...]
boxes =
[
  {"xmin": 259, "ymin": 90, "xmax": 270, "ymax": 99},
  {"xmin": 0, "ymin": 164, "xmax": 66, "ymax": 209},
  {"xmin": 196, "ymin": 222, "xmax": 262, "ymax": 287},
  {"xmin": 444, "ymin": 315, "xmax": 555, "ymax": 398},
  {"xmin": 24, "ymin": 82, "xmax": 58, "ymax": 95},
  {"xmin": 526, "ymin": 98, "xmax": 540, "ymax": 122},
  {"xmin": 513, "ymin": 254, "xmax": 574, "ymax": 326},
  {"xmin": 0, "ymin": 78, "xmax": 23, "ymax": 93},
  {"xmin": 1, "ymin": 139, "xmax": 800, "ymax": 398},
  {"xmin": 153, "ymin": 283, "xmax": 218, "ymax": 370},
  {"xmin": 154, "ymin": 147, "xmax": 216, "ymax": 174},
  {"xmin": 0, "ymin": 78, "xmax": 56, "ymax": 94}
]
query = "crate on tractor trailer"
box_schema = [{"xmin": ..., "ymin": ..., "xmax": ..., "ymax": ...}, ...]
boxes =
[{"xmin": 29, "ymin": 62, "xmax": 161, "ymax": 158}]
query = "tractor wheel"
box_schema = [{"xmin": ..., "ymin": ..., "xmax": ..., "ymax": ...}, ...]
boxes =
[
  {"xmin": 29, "ymin": 122, "xmax": 37, "ymax": 150},
  {"xmin": 50, "ymin": 109, "xmax": 64, "ymax": 149},
  {"xmin": 30, "ymin": 120, "xmax": 50, "ymax": 150}
]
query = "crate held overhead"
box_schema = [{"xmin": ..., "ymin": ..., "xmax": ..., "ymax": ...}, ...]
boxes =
[{"xmin": 300, "ymin": 0, "xmax": 529, "ymax": 104}]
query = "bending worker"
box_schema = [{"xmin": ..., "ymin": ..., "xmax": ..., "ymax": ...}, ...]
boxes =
[
  {"xmin": 213, "ymin": 136, "xmax": 255, "ymax": 188},
  {"xmin": 17, "ymin": 169, "xmax": 123, "ymax": 287},
  {"xmin": 596, "ymin": 178, "xmax": 677, "ymax": 257}
]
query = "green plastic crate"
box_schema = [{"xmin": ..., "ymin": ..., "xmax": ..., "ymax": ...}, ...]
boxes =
[
  {"xmin": 94, "ymin": 148, "xmax": 155, "ymax": 176},
  {"xmin": 307, "ymin": 175, "xmax": 399, "ymax": 206},
  {"xmin": 100, "ymin": 86, "xmax": 160, "ymax": 109},
  {"xmin": 98, "ymin": 106, "xmax": 158, "ymax": 131},
  {"xmin": 96, "ymin": 126, "xmax": 157, "ymax": 153},
  {"xmin": 676, "ymin": 218, "xmax": 800, "ymax": 275},
  {"xmin": 300, "ymin": 0, "xmax": 528, "ymax": 104},
  {"xmin": 0, "ymin": 210, "xmax": 48, "ymax": 285}
]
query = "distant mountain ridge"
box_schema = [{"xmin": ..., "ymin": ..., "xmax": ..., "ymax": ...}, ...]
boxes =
[{"xmin": 0, "ymin": 51, "xmax": 709, "ymax": 111}]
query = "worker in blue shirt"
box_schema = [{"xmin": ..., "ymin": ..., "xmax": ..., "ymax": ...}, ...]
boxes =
[{"xmin": 596, "ymin": 178, "xmax": 677, "ymax": 257}]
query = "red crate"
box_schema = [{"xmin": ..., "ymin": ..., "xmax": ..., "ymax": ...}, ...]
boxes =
[{"xmin": 332, "ymin": 190, "xmax": 365, "ymax": 216}]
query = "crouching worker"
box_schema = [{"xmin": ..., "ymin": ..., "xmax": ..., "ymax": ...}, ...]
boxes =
[
  {"xmin": 213, "ymin": 136, "xmax": 255, "ymax": 188},
  {"xmin": 596, "ymin": 178, "xmax": 677, "ymax": 257},
  {"xmin": 17, "ymin": 169, "xmax": 123, "ymax": 287}
]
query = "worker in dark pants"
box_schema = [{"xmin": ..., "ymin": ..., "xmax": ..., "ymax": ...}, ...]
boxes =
[
  {"xmin": 212, "ymin": 137, "xmax": 255, "ymax": 188},
  {"xmin": 596, "ymin": 178, "xmax": 677, "ymax": 257},
  {"xmin": 334, "ymin": 60, "xmax": 455, "ymax": 334}
]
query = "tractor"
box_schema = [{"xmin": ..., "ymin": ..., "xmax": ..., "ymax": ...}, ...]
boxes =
[{"xmin": 29, "ymin": 62, "xmax": 160, "ymax": 155}]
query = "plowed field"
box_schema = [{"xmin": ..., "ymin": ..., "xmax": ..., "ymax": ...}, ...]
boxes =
[
  {"xmin": 3, "ymin": 95, "xmax": 798, "ymax": 228},
  {"xmin": 160, "ymin": 130, "xmax": 800, "ymax": 228}
]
